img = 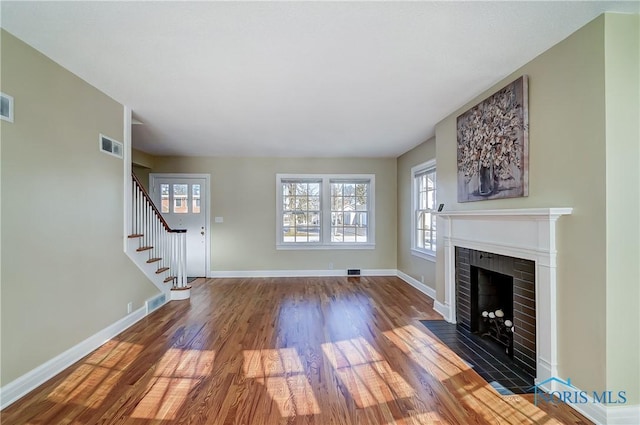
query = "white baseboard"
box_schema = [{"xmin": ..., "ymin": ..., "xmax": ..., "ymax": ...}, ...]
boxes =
[
  {"xmin": 433, "ymin": 300, "xmax": 452, "ymax": 322},
  {"xmin": 396, "ymin": 270, "xmax": 436, "ymax": 299},
  {"xmin": 536, "ymin": 379, "xmax": 639, "ymax": 424},
  {"xmin": 569, "ymin": 397, "xmax": 640, "ymax": 425},
  {"xmin": 208, "ymin": 269, "xmax": 397, "ymax": 278},
  {"xmin": 605, "ymin": 404, "xmax": 640, "ymax": 424},
  {"xmin": 0, "ymin": 306, "xmax": 146, "ymax": 410}
]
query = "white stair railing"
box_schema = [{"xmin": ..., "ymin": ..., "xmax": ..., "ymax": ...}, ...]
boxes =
[{"xmin": 131, "ymin": 173, "xmax": 188, "ymax": 290}]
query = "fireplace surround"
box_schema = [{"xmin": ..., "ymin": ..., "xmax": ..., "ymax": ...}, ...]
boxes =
[{"xmin": 436, "ymin": 208, "xmax": 572, "ymax": 387}]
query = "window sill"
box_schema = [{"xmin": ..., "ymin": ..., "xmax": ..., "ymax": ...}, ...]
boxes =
[
  {"xmin": 411, "ymin": 248, "xmax": 436, "ymax": 262},
  {"xmin": 277, "ymin": 243, "xmax": 376, "ymax": 251}
]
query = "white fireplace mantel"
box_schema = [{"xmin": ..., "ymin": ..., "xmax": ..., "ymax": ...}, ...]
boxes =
[{"xmin": 437, "ymin": 207, "xmax": 572, "ymax": 385}]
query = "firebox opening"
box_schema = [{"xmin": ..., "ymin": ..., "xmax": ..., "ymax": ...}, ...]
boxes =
[{"xmin": 471, "ymin": 267, "xmax": 514, "ymax": 357}]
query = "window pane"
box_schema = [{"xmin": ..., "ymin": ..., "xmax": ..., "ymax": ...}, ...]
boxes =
[
  {"xmin": 283, "ymin": 183, "xmax": 295, "ymax": 196},
  {"xmin": 419, "ymin": 175, "xmax": 426, "ymax": 191},
  {"xmin": 330, "ymin": 181, "xmax": 369, "ymax": 244},
  {"xmin": 173, "ymin": 184, "xmax": 188, "ymax": 213},
  {"xmin": 343, "ymin": 227, "xmax": 356, "ymax": 243},
  {"xmin": 427, "ymin": 190, "xmax": 435, "ymax": 209},
  {"xmin": 308, "ymin": 227, "xmax": 320, "ymax": 242},
  {"xmin": 332, "ymin": 196, "xmax": 343, "ymax": 210},
  {"xmin": 283, "ymin": 213, "xmax": 295, "ymax": 242},
  {"xmin": 308, "ymin": 183, "xmax": 320, "ymax": 196},
  {"xmin": 281, "ymin": 181, "xmax": 323, "ymax": 243},
  {"xmin": 343, "ymin": 196, "xmax": 355, "ymax": 210},
  {"xmin": 160, "ymin": 184, "xmax": 169, "ymax": 213},
  {"xmin": 343, "ymin": 183, "xmax": 355, "ymax": 196},
  {"xmin": 424, "ymin": 212, "xmax": 432, "ymax": 230},
  {"xmin": 192, "ymin": 184, "xmax": 201, "ymax": 213},
  {"xmin": 427, "ymin": 172, "xmax": 436, "ymax": 189},
  {"xmin": 308, "ymin": 196, "xmax": 320, "ymax": 210}
]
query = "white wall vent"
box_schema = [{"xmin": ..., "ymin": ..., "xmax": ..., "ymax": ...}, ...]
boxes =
[
  {"xmin": 1, "ymin": 92, "xmax": 14, "ymax": 123},
  {"xmin": 146, "ymin": 293, "xmax": 167, "ymax": 314},
  {"xmin": 99, "ymin": 134, "xmax": 123, "ymax": 158}
]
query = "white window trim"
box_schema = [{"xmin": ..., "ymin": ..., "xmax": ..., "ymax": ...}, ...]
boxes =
[
  {"xmin": 411, "ymin": 160, "xmax": 436, "ymax": 262},
  {"xmin": 276, "ymin": 173, "xmax": 375, "ymax": 250}
]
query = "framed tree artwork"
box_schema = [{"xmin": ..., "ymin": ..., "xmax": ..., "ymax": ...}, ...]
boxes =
[{"xmin": 457, "ymin": 76, "xmax": 529, "ymax": 202}]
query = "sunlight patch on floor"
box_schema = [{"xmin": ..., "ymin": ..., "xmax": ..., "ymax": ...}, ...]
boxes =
[
  {"xmin": 242, "ymin": 348, "xmax": 321, "ymax": 417},
  {"xmin": 321, "ymin": 337, "xmax": 415, "ymax": 408},
  {"xmin": 130, "ymin": 348, "xmax": 215, "ymax": 420},
  {"xmin": 47, "ymin": 340, "xmax": 143, "ymax": 407},
  {"xmin": 383, "ymin": 325, "xmax": 473, "ymax": 382},
  {"xmin": 243, "ymin": 348, "xmax": 304, "ymax": 378}
]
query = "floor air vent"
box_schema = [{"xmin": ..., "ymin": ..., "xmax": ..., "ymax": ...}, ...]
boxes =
[
  {"xmin": 347, "ymin": 269, "xmax": 361, "ymax": 276},
  {"xmin": 146, "ymin": 293, "xmax": 166, "ymax": 314}
]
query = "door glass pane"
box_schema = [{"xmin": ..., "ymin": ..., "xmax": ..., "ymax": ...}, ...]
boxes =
[
  {"xmin": 173, "ymin": 184, "xmax": 188, "ymax": 213},
  {"xmin": 160, "ymin": 184, "xmax": 169, "ymax": 213},
  {"xmin": 192, "ymin": 184, "xmax": 201, "ymax": 213}
]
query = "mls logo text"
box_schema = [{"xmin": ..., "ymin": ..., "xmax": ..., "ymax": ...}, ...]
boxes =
[{"xmin": 531, "ymin": 377, "xmax": 627, "ymax": 406}]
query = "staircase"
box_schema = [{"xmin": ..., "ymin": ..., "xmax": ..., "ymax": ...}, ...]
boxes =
[{"xmin": 127, "ymin": 173, "xmax": 191, "ymax": 300}]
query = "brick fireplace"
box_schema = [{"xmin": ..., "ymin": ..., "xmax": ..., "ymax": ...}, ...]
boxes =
[
  {"xmin": 436, "ymin": 208, "xmax": 572, "ymax": 389},
  {"xmin": 455, "ymin": 247, "xmax": 536, "ymax": 377}
]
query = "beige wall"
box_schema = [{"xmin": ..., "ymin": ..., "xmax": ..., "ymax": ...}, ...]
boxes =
[
  {"xmin": 132, "ymin": 149, "xmax": 154, "ymax": 191},
  {"xmin": 434, "ymin": 14, "xmax": 640, "ymax": 402},
  {"xmin": 604, "ymin": 14, "xmax": 640, "ymax": 402},
  {"xmin": 151, "ymin": 156, "xmax": 397, "ymax": 272},
  {"xmin": 132, "ymin": 148, "xmax": 154, "ymax": 169},
  {"xmin": 396, "ymin": 137, "xmax": 436, "ymax": 289},
  {"xmin": 0, "ymin": 31, "xmax": 158, "ymax": 385}
]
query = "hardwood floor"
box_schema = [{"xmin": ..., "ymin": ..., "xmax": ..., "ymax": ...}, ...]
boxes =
[{"xmin": 1, "ymin": 277, "xmax": 592, "ymax": 424}]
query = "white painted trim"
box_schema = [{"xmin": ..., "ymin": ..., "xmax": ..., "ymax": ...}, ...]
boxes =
[
  {"xmin": 436, "ymin": 207, "xmax": 573, "ymax": 218},
  {"xmin": 605, "ymin": 404, "xmax": 640, "ymax": 424},
  {"xmin": 208, "ymin": 269, "xmax": 397, "ymax": 278},
  {"xmin": 410, "ymin": 248, "xmax": 436, "ymax": 262},
  {"xmin": 149, "ymin": 173, "xmax": 212, "ymax": 277},
  {"xmin": 0, "ymin": 307, "xmax": 146, "ymax": 410},
  {"xmin": 170, "ymin": 287, "xmax": 191, "ymax": 300},
  {"xmin": 123, "ymin": 106, "xmax": 132, "ymax": 252},
  {"xmin": 396, "ymin": 270, "xmax": 436, "ymax": 299},
  {"xmin": 434, "ymin": 300, "xmax": 451, "ymax": 321}
]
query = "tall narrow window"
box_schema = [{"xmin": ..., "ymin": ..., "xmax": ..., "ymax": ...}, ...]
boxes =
[
  {"xmin": 173, "ymin": 184, "xmax": 188, "ymax": 213},
  {"xmin": 192, "ymin": 184, "xmax": 201, "ymax": 213},
  {"xmin": 412, "ymin": 160, "xmax": 436, "ymax": 259},
  {"xmin": 160, "ymin": 184, "xmax": 170, "ymax": 213}
]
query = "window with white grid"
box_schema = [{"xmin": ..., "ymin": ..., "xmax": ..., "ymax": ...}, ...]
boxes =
[
  {"xmin": 412, "ymin": 160, "xmax": 436, "ymax": 260},
  {"xmin": 276, "ymin": 174, "xmax": 375, "ymax": 249}
]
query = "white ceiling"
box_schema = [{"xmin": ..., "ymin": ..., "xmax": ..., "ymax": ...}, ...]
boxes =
[{"xmin": 1, "ymin": 1, "xmax": 638, "ymax": 158}]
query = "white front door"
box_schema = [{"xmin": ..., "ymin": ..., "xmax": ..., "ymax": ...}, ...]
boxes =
[{"xmin": 150, "ymin": 174, "xmax": 209, "ymax": 278}]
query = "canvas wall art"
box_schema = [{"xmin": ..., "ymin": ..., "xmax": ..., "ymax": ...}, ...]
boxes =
[{"xmin": 457, "ymin": 76, "xmax": 529, "ymax": 202}]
